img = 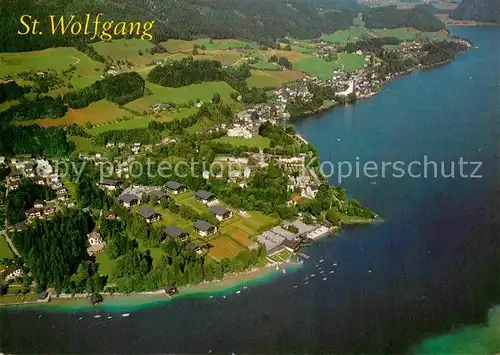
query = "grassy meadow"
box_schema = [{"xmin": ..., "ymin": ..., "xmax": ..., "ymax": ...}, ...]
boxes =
[{"xmin": 0, "ymin": 47, "xmax": 105, "ymax": 88}]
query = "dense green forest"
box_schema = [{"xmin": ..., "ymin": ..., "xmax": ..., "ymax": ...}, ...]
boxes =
[
  {"xmin": 0, "ymin": 82, "xmax": 30, "ymax": 104},
  {"xmin": 363, "ymin": 6, "xmax": 445, "ymax": 31},
  {"xmin": 64, "ymin": 72, "xmax": 145, "ymax": 108},
  {"xmin": 5, "ymin": 180, "xmax": 56, "ymax": 224},
  {"xmin": 452, "ymin": 0, "xmax": 500, "ymax": 24},
  {"xmin": 0, "ymin": 124, "xmax": 75, "ymax": 157},
  {"xmin": 0, "ymin": 0, "xmax": 443, "ymax": 53},
  {"xmin": 12, "ymin": 209, "xmax": 96, "ymax": 292}
]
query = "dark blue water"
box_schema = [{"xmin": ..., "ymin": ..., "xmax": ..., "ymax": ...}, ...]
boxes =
[{"xmin": 1, "ymin": 27, "xmax": 499, "ymax": 354}]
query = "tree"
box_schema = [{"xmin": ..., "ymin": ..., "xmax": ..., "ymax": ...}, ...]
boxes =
[{"xmin": 212, "ymin": 92, "xmax": 221, "ymax": 104}]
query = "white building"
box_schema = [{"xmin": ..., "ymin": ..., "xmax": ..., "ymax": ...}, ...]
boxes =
[{"xmin": 227, "ymin": 127, "xmax": 252, "ymax": 139}]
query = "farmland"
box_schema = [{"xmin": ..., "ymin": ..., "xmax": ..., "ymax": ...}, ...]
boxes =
[
  {"xmin": 68, "ymin": 136, "xmax": 94, "ymax": 153},
  {"xmin": 0, "ymin": 47, "xmax": 105, "ymax": 88},
  {"xmin": 19, "ymin": 100, "xmax": 132, "ymax": 127},
  {"xmin": 125, "ymin": 81, "xmax": 238, "ymax": 113},
  {"xmin": 246, "ymin": 69, "xmax": 305, "ymax": 88},
  {"xmin": 86, "ymin": 116, "xmax": 170, "ymax": 135},
  {"xmin": 91, "ymin": 39, "xmax": 156, "ymax": 67},
  {"xmin": 208, "ymin": 235, "xmax": 246, "ymax": 261},
  {"xmin": 321, "ymin": 26, "xmax": 371, "ymax": 44},
  {"xmin": 295, "ymin": 57, "xmax": 341, "ymax": 80},
  {"xmin": 0, "ymin": 236, "xmax": 14, "ymax": 261},
  {"xmin": 161, "ymin": 38, "xmax": 257, "ymax": 53},
  {"xmin": 213, "ymin": 135, "xmax": 271, "ymax": 148}
]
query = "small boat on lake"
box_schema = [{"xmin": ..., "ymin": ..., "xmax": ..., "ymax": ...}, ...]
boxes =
[{"xmin": 121, "ymin": 313, "xmax": 130, "ymax": 317}]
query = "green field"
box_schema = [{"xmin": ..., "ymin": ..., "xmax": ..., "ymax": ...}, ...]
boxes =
[
  {"xmin": 173, "ymin": 192, "xmax": 210, "ymax": 215},
  {"xmin": 372, "ymin": 28, "xmax": 417, "ymax": 40},
  {"xmin": 295, "ymin": 57, "xmax": 341, "ymax": 80},
  {"xmin": 337, "ymin": 53, "xmax": 367, "ymax": 72},
  {"xmin": 0, "ymin": 100, "xmax": 19, "ymax": 112},
  {"xmin": 0, "ymin": 236, "xmax": 14, "ymax": 261},
  {"xmin": 0, "ymin": 47, "xmax": 104, "ymax": 88},
  {"xmin": 250, "ymin": 61, "xmax": 280, "ymax": 70},
  {"xmin": 321, "ymin": 27, "xmax": 370, "ymax": 44},
  {"xmin": 19, "ymin": 99, "xmax": 133, "ymax": 128},
  {"xmin": 208, "ymin": 235, "xmax": 246, "ymax": 260},
  {"xmin": 213, "ymin": 135, "xmax": 271, "ymax": 148},
  {"xmin": 68, "ymin": 136, "xmax": 95, "ymax": 153},
  {"xmin": 95, "ymin": 251, "xmax": 117, "ymax": 279},
  {"xmin": 246, "ymin": 69, "xmax": 305, "ymax": 88},
  {"xmin": 161, "ymin": 38, "xmax": 257, "ymax": 53},
  {"xmin": 91, "ymin": 39, "xmax": 156, "ymax": 66},
  {"xmin": 86, "ymin": 116, "xmax": 161, "ymax": 135},
  {"xmin": 125, "ymin": 81, "xmax": 237, "ymax": 113}
]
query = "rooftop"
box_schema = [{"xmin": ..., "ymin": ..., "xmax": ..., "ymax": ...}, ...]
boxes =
[
  {"xmin": 163, "ymin": 226, "xmax": 189, "ymax": 238},
  {"xmin": 195, "ymin": 190, "xmax": 214, "ymax": 201},
  {"xmin": 165, "ymin": 181, "xmax": 184, "ymax": 190},
  {"xmin": 194, "ymin": 220, "xmax": 216, "ymax": 232},
  {"xmin": 119, "ymin": 193, "xmax": 139, "ymax": 204},
  {"xmin": 209, "ymin": 205, "xmax": 230, "ymax": 216},
  {"xmin": 137, "ymin": 206, "xmax": 160, "ymax": 219}
]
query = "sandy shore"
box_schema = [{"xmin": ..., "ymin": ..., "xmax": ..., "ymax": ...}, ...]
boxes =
[{"xmin": 10, "ymin": 262, "xmax": 301, "ymax": 310}]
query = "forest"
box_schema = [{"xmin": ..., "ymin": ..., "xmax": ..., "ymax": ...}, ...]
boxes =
[
  {"xmin": 0, "ymin": 124, "xmax": 75, "ymax": 157},
  {"xmin": 5, "ymin": 180, "xmax": 56, "ymax": 225},
  {"xmin": 0, "ymin": 0, "xmax": 443, "ymax": 53},
  {"xmin": 0, "ymin": 82, "xmax": 30, "ymax": 104},
  {"xmin": 12, "ymin": 209, "xmax": 97, "ymax": 292}
]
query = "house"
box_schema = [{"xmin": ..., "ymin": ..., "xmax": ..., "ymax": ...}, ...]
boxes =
[
  {"xmin": 10, "ymin": 221, "xmax": 26, "ymax": 232},
  {"xmin": 56, "ymin": 189, "xmax": 68, "ymax": 201},
  {"xmin": 282, "ymin": 239, "xmax": 300, "ymax": 252},
  {"xmin": 194, "ymin": 220, "xmax": 217, "ymax": 237},
  {"xmin": 118, "ymin": 193, "xmax": 140, "ymax": 208},
  {"xmin": 149, "ymin": 190, "xmax": 170, "ymax": 203},
  {"xmin": 165, "ymin": 181, "xmax": 186, "ymax": 194},
  {"xmin": 87, "ymin": 231, "xmax": 106, "ymax": 255},
  {"xmin": 194, "ymin": 190, "xmax": 216, "ymax": 205},
  {"xmin": 162, "ymin": 226, "xmax": 189, "ymax": 242},
  {"xmin": 25, "ymin": 207, "xmax": 44, "ymax": 220},
  {"xmin": 34, "ymin": 176, "xmax": 46, "ymax": 186},
  {"xmin": 209, "ymin": 205, "xmax": 232, "ymax": 221},
  {"xmin": 44, "ymin": 205, "xmax": 58, "ymax": 217},
  {"xmin": 137, "ymin": 206, "xmax": 161, "ymax": 223},
  {"xmin": 163, "ymin": 284, "xmax": 179, "ymax": 297},
  {"xmin": 99, "ymin": 179, "xmax": 121, "ymax": 191},
  {"xmin": 87, "ymin": 231, "xmax": 104, "ymax": 246},
  {"xmin": 4, "ymin": 267, "xmax": 24, "ymax": 282}
]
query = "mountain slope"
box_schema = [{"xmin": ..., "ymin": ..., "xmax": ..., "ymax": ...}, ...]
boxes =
[
  {"xmin": 0, "ymin": 0, "xmax": 444, "ymax": 52},
  {"xmin": 451, "ymin": 0, "xmax": 500, "ymax": 23}
]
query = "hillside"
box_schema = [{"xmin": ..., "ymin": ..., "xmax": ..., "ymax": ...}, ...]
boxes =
[
  {"xmin": 0, "ymin": 0, "xmax": 443, "ymax": 52},
  {"xmin": 451, "ymin": 0, "xmax": 500, "ymax": 23}
]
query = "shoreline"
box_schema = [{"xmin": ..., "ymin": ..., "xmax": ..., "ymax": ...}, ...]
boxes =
[{"xmin": 1, "ymin": 262, "xmax": 302, "ymax": 310}]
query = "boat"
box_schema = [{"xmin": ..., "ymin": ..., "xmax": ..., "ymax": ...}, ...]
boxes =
[
  {"xmin": 78, "ymin": 317, "xmax": 83, "ymax": 320},
  {"xmin": 107, "ymin": 316, "xmax": 112, "ymax": 319},
  {"xmin": 209, "ymin": 295, "xmax": 214, "ymax": 299},
  {"xmin": 223, "ymin": 296, "xmax": 227, "ymax": 299},
  {"xmin": 94, "ymin": 315, "xmax": 101, "ymax": 319},
  {"xmin": 319, "ymin": 258, "xmax": 324, "ymax": 263},
  {"xmin": 329, "ymin": 270, "xmax": 334, "ymax": 274},
  {"xmin": 121, "ymin": 313, "xmax": 130, "ymax": 317},
  {"xmin": 293, "ymin": 285, "xmax": 298, "ymax": 288},
  {"xmin": 281, "ymin": 268, "xmax": 287, "ymax": 274},
  {"xmin": 304, "ymin": 281, "xmax": 309, "ymax": 285},
  {"xmin": 310, "ymin": 274, "xmax": 316, "ymax": 277},
  {"xmin": 236, "ymin": 290, "xmax": 241, "ymax": 294},
  {"xmin": 333, "ymin": 262, "xmax": 338, "ymax": 266},
  {"xmin": 323, "ymin": 277, "xmax": 327, "ymax": 281},
  {"xmin": 243, "ymin": 286, "xmax": 248, "ymax": 290},
  {"xmin": 298, "ymin": 252, "xmax": 310, "ymax": 259}
]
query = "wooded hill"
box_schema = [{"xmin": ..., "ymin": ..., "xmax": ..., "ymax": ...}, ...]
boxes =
[
  {"xmin": 0, "ymin": 0, "xmax": 444, "ymax": 52},
  {"xmin": 451, "ymin": 0, "xmax": 500, "ymax": 24}
]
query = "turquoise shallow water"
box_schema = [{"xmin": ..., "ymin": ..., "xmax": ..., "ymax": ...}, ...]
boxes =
[{"xmin": 0, "ymin": 26, "xmax": 499, "ymax": 354}]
